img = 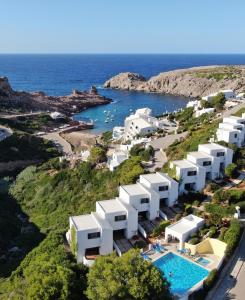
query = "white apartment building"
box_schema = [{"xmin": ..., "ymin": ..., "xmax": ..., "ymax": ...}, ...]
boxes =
[
  {"xmin": 198, "ymin": 143, "xmax": 233, "ymax": 174},
  {"xmin": 96, "ymin": 198, "xmax": 138, "ymax": 239},
  {"xmin": 139, "ymin": 172, "xmax": 179, "ymax": 207},
  {"xmin": 195, "ymin": 108, "xmax": 215, "ymax": 118},
  {"xmin": 187, "ymin": 151, "xmax": 221, "ymax": 180},
  {"xmin": 217, "ymin": 115, "xmax": 245, "ymax": 147},
  {"xmin": 66, "ymin": 213, "xmax": 113, "ymax": 265},
  {"xmin": 170, "ymin": 159, "xmax": 206, "ymax": 194},
  {"xmin": 123, "ymin": 108, "xmax": 158, "ymax": 141},
  {"xmin": 119, "ymin": 182, "xmax": 160, "ymax": 220}
]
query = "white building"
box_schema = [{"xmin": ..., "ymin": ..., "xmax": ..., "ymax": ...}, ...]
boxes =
[
  {"xmin": 187, "ymin": 151, "xmax": 220, "ymax": 180},
  {"xmin": 198, "ymin": 143, "xmax": 233, "ymax": 174},
  {"xmin": 202, "ymin": 89, "xmax": 235, "ymax": 102},
  {"xmin": 236, "ymin": 92, "xmax": 245, "ymax": 100},
  {"xmin": 195, "ymin": 108, "xmax": 215, "ymax": 118},
  {"xmin": 123, "ymin": 108, "xmax": 158, "ymax": 141},
  {"xmin": 96, "ymin": 198, "xmax": 138, "ymax": 239},
  {"xmin": 216, "ymin": 116, "xmax": 245, "ymax": 147},
  {"xmin": 50, "ymin": 111, "xmax": 65, "ymax": 119},
  {"xmin": 119, "ymin": 182, "xmax": 160, "ymax": 220},
  {"xmin": 170, "ymin": 159, "xmax": 206, "ymax": 194},
  {"xmin": 66, "ymin": 213, "xmax": 113, "ymax": 265},
  {"xmin": 107, "ymin": 150, "xmax": 128, "ymax": 171},
  {"xmin": 112, "ymin": 126, "xmax": 125, "ymax": 140},
  {"xmin": 165, "ymin": 214, "xmax": 205, "ymax": 249},
  {"xmin": 186, "ymin": 100, "xmax": 202, "ymax": 110},
  {"xmin": 139, "ymin": 172, "xmax": 179, "ymax": 207}
]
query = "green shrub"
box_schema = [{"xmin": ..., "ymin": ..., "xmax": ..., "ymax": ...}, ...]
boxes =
[
  {"xmin": 89, "ymin": 146, "xmax": 107, "ymax": 164},
  {"xmin": 205, "ymin": 203, "xmax": 236, "ymax": 217},
  {"xmin": 218, "ymin": 227, "xmax": 228, "ymax": 241},
  {"xmin": 188, "ymin": 237, "xmax": 200, "ymax": 245},
  {"xmin": 224, "ymin": 219, "xmax": 241, "ymax": 256},
  {"xmin": 206, "ymin": 182, "xmax": 220, "ymax": 193},
  {"xmin": 225, "ymin": 163, "xmax": 238, "ymax": 178},
  {"xmin": 133, "ymin": 240, "xmax": 147, "ymax": 249},
  {"xmin": 203, "ymin": 269, "xmax": 218, "ymax": 289},
  {"xmin": 235, "ymin": 201, "xmax": 245, "ymax": 212},
  {"xmin": 151, "ymin": 221, "xmax": 171, "ymax": 237}
]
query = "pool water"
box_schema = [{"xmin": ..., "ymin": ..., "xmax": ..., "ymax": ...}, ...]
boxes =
[
  {"xmin": 196, "ymin": 257, "xmax": 211, "ymax": 266},
  {"xmin": 153, "ymin": 252, "xmax": 209, "ymax": 296}
]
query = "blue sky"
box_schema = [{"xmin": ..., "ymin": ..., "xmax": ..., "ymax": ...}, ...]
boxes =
[{"xmin": 1, "ymin": 0, "xmax": 245, "ymax": 54}]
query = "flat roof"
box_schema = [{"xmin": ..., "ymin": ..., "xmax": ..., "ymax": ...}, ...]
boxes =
[
  {"xmin": 199, "ymin": 143, "xmax": 227, "ymax": 150},
  {"xmin": 224, "ymin": 116, "xmax": 245, "ymax": 121},
  {"xmin": 188, "ymin": 151, "xmax": 213, "ymax": 159},
  {"xmin": 97, "ymin": 199, "xmax": 127, "ymax": 214},
  {"xmin": 218, "ymin": 127, "xmax": 239, "ymax": 133},
  {"xmin": 172, "ymin": 159, "xmax": 197, "ymax": 169},
  {"xmin": 121, "ymin": 183, "xmax": 148, "ymax": 196},
  {"xmin": 167, "ymin": 219, "xmax": 196, "ymax": 234},
  {"xmin": 133, "ymin": 118, "xmax": 154, "ymax": 129},
  {"xmin": 71, "ymin": 214, "xmax": 99, "ymax": 231},
  {"xmin": 140, "ymin": 172, "xmax": 170, "ymax": 184}
]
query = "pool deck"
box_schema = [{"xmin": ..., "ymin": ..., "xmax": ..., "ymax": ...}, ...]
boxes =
[{"xmin": 146, "ymin": 242, "xmax": 221, "ymax": 271}]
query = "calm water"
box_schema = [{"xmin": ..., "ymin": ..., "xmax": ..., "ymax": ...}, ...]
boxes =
[
  {"xmin": 153, "ymin": 252, "xmax": 209, "ymax": 295},
  {"xmin": 0, "ymin": 54, "xmax": 245, "ymax": 132}
]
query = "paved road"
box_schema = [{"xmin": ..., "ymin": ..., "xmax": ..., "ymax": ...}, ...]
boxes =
[
  {"xmin": 43, "ymin": 132, "xmax": 73, "ymax": 155},
  {"xmin": 147, "ymin": 132, "xmax": 188, "ymax": 171},
  {"xmin": 207, "ymin": 228, "xmax": 245, "ymax": 300},
  {"xmin": 222, "ymin": 102, "xmax": 245, "ymax": 118},
  {"xmin": 0, "ymin": 111, "xmax": 44, "ymax": 119}
]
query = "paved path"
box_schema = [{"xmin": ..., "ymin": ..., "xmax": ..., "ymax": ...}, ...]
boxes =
[
  {"xmin": 207, "ymin": 228, "xmax": 245, "ymax": 300},
  {"xmin": 0, "ymin": 111, "xmax": 44, "ymax": 119},
  {"xmin": 43, "ymin": 132, "xmax": 73, "ymax": 155}
]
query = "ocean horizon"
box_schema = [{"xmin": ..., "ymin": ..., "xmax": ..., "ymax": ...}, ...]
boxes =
[{"xmin": 1, "ymin": 54, "xmax": 245, "ymax": 132}]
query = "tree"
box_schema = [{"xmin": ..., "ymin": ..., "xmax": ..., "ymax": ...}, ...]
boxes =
[
  {"xmin": 89, "ymin": 146, "xmax": 107, "ymax": 164},
  {"xmin": 225, "ymin": 163, "xmax": 238, "ymax": 178},
  {"xmin": 86, "ymin": 250, "xmax": 171, "ymax": 300},
  {"xmin": 209, "ymin": 213, "xmax": 222, "ymax": 228},
  {"xmin": 211, "ymin": 93, "xmax": 226, "ymax": 110}
]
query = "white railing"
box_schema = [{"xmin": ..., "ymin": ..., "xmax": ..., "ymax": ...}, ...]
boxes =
[
  {"xmin": 113, "ymin": 240, "xmax": 122, "ymax": 257},
  {"xmin": 159, "ymin": 210, "xmax": 168, "ymax": 220},
  {"xmin": 138, "ymin": 223, "xmax": 148, "ymax": 238}
]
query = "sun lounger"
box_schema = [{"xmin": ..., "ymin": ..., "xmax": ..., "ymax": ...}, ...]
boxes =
[{"xmin": 140, "ymin": 253, "xmax": 152, "ymax": 261}]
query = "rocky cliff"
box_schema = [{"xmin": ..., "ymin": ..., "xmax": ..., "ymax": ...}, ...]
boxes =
[
  {"xmin": 104, "ymin": 65, "xmax": 245, "ymax": 98},
  {"xmin": 0, "ymin": 77, "xmax": 111, "ymax": 115}
]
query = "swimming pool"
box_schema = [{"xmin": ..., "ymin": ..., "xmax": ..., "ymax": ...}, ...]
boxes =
[
  {"xmin": 196, "ymin": 257, "xmax": 211, "ymax": 266},
  {"xmin": 153, "ymin": 252, "xmax": 209, "ymax": 296}
]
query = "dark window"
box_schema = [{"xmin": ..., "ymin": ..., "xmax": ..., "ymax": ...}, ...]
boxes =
[
  {"xmin": 148, "ymin": 129, "xmax": 150, "ymax": 132},
  {"xmin": 88, "ymin": 232, "xmax": 100, "ymax": 239},
  {"xmin": 217, "ymin": 152, "xmax": 225, "ymax": 157},
  {"xmin": 115, "ymin": 215, "xmax": 126, "ymax": 222},
  {"xmin": 136, "ymin": 126, "xmax": 138, "ymax": 129},
  {"xmin": 159, "ymin": 185, "xmax": 168, "ymax": 191},
  {"xmin": 141, "ymin": 198, "xmax": 150, "ymax": 204},
  {"xmin": 187, "ymin": 170, "xmax": 197, "ymax": 176},
  {"xmin": 203, "ymin": 161, "xmax": 211, "ymax": 166},
  {"xmin": 234, "ymin": 134, "xmax": 238, "ymax": 138},
  {"xmin": 160, "ymin": 197, "xmax": 168, "ymax": 201},
  {"xmin": 131, "ymin": 122, "xmax": 134, "ymax": 125}
]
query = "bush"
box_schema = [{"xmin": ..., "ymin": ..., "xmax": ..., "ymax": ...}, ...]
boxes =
[
  {"xmin": 205, "ymin": 203, "xmax": 236, "ymax": 217},
  {"xmin": 174, "ymin": 213, "xmax": 182, "ymax": 222},
  {"xmin": 133, "ymin": 240, "xmax": 147, "ymax": 249},
  {"xmin": 188, "ymin": 237, "xmax": 200, "ymax": 245},
  {"xmin": 211, "ymin": 93, "xmax": 226, "ymax": 110},
  {"xmin": 89, "ymin": 146, "xmax": 107, "ymax": 164},
  {"xmin": 224, "ymin": 219, "xmax": 241, "ymax": 256},
  {"xmin": 206, "ymin": 182, "xmax": 220, "ymax": 193},
  {"xmin": 151, "ymin": 221, "xmax": 171, "ymax": 237},
  {"xmin": 203, "ymin": 269, "xmax": 218, "ymax": 289},
  {"xmin": 218, "ymin": 227, "xmax": 228, "ymax": 241},
  {"xmin": 225, "ymin": 163, "xmax": 238, "ymax": 178}
]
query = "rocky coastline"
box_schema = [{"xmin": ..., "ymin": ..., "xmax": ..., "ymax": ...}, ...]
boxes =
[
  {"xmin": 0, "ymin": 77, "xmax": 111, "ymax": 115},
  {"xmin": 104, "ymin": 65, "xmax": 245, "ymax": 98}
]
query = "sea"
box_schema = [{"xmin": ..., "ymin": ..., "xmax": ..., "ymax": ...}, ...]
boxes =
[{"xmin": 0, "ymin": 54, "xmax": 245, "ymax": 133}]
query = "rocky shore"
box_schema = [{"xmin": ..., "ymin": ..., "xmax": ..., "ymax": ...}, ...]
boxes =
[
  {"xmin": 0, "ymin": 77, "xmax": 111, "ymax": 115},
  {"xmin": 104, "ymin": 65, "xmax": 245, "ymax": 98}
]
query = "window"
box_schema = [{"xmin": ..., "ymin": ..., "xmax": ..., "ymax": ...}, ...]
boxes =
[
  {"xmin": 135, "ymin": 126, "xmax": 138, "ymax": 129},
  {"xmin": 115, "ymin": 215, "xmax": 126, "ymax": 222},
  {"xmin": 141, "ymin": 198, "xmax": 149, "ymax": 204},
  {"xmin": 234, "ymin": 134, "xmax": 238, "ymax": 138},
  {"xmin": 217, "ymin": 152, "xmax": 225, "ymax": 157},
  {"xmin": 203, "ymin": 161, "xmax": 211, "ymax": 166},
  {"xmin": 88, "ymin": 232, "xmax": 100, "ymax": 239},
  {"xmin": 159, "ymin": 185, "xmax": 168, "ymax": 191},
  {"xmin": 187, "ymin": 170, "xmax": 197, "ymax": 176}
]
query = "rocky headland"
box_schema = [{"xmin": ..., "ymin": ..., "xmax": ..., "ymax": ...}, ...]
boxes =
[
  {"xmin": 104, "ymin": 65, "xmax": 245, "ymax": 98},
  {"xmin": 0, "ymin": 77, "xmax": 111, "ymax": 115}
]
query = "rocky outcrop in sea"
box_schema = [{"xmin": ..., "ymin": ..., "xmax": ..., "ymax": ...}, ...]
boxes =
[
  {"xmin": 104, "ymin": 65, "xmax": 245, "ymax": 98},
  {"xmin": 0, "ymin": 77, "xmax": 111, "ymax": 115}
]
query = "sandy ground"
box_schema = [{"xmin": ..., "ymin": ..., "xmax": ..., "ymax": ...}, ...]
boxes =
[{"xmin": 61, "ymin": 131, "xmax": 99, "ymax": 153}]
